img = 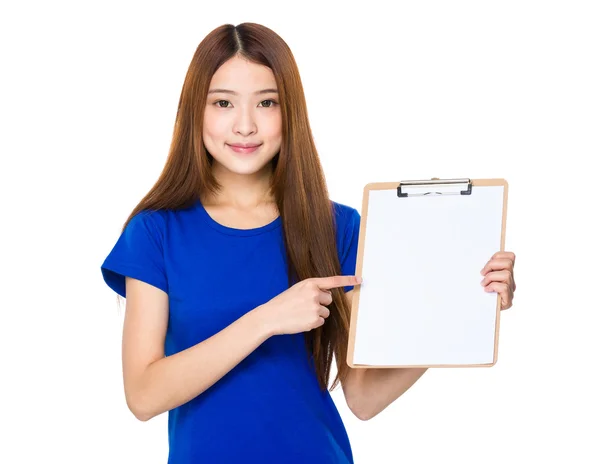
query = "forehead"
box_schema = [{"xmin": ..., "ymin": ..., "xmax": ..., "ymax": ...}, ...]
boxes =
[{"xmin": 209, "ymin": 56, "xmax": 277, "ymax": 93}]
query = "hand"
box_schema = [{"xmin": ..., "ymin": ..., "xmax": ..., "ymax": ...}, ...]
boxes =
[
  {"xmin": 480, "ymin": 251, "xmax": 516, "ymax": 310},
  {"xmin": 256, "ymin": 275, "xmax": 362, "ymax": 336}
]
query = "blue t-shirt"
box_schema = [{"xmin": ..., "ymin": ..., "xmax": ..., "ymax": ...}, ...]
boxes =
[{"xmin": 101, "ymin": 197, "xmax": 361, "ymax": 463}]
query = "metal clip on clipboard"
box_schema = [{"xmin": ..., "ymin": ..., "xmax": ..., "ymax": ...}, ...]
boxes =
[{"xmin": 397, "ymin": 178, "xmax": 473, "ymax": 197}]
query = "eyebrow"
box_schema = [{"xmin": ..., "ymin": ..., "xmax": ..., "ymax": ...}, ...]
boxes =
[{"xmin": 207, "ymin": 88, "xmax": 279, "ymax": 96}]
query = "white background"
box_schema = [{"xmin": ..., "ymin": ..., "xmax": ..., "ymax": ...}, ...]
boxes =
[{"xmin": 2, "ymin": 1, "xmax": 599, "ymax": 463}]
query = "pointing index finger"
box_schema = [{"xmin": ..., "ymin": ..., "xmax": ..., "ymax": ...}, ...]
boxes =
[{"xmin": 314, "ymin": 275, "xmax": 362, "ymax": 290}]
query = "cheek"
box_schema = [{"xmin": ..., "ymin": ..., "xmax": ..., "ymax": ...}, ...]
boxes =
[
  {"xmin": 202, "ymin": 112, "xmax": 227, "ymax": 140},
  {"xmin": 264, "ymin": 115, "xmax": 282, "ymax": 139}
]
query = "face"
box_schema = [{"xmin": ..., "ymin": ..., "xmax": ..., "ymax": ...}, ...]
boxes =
[{"xmin": 203, "ymin": 56, "xmax": 282, "ymax": 178}]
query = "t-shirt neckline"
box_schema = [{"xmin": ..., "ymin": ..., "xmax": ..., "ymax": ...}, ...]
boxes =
[{"xmin": 194, "ymin": 198, "xmax": 282, "ymax": 237}]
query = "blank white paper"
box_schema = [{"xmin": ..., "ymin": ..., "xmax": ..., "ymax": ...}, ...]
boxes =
[{"xmin": 352, "ymin": 185, "xmax": 505, "ymax": 366}]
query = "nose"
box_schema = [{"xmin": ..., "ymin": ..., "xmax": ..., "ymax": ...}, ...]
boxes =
[{"xmin": 233, "ymin": 105, "xmax": 257, "ymax": 136}]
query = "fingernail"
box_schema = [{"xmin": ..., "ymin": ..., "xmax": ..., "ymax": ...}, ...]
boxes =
[{"xmin": 357, "ymin": 276, "xmax": 363, "ymax": 283}]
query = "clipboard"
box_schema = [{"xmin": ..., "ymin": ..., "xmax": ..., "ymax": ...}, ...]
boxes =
[{"xmin": 346, "ymin": 178, "xmax": 508, "ymax": 368}]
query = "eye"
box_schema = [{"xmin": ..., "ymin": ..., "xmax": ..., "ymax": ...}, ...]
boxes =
[
  {"xmin": 259, "ymin": 99, "xmax": 278, "ymax": 108},
  {"xmin": 213, "ymin": 99, "xmax": 278, "ymax": 108}
]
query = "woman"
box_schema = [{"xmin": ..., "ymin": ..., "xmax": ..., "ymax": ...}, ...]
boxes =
[{"xmin": 100, "ymin": 22, "xmax": 517, "ymax": 464}]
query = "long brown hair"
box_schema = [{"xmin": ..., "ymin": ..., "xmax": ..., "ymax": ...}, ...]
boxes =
[{"xmin": 117, "ymin": 23, "xmax": 352, "ymax": 392}]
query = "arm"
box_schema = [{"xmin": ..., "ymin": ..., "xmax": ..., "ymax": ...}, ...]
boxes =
[
  {"xmin": 341, "ymin": 290, "xmax": 428, "ymax": 421},
  {"xmin": 123, "ymin": 277, "xmax": 273, "ymax": 422},
  {"xmin": 343, "ymin": 366, "xmax": 428, "ymax": 421}
]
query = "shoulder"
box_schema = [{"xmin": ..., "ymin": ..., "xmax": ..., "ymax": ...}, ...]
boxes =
[
  {"xmin": 127, "ymin": 201, "xmax": 195, "ymax": 235},
  {"xmin": 130, "ymin": 209, "xmax": 165, "ymax": 226},
  {"xmin": 330, "ymin": 200, "xmax": 360, "ymax": 230},
  {"xmin": 125, "ymin": 209, "xmax": 167, "ymax": 240},
  {"xmin": 330, "ymin": 200, "xmax": 361, "ymax": 278},
  {"xmin": 330, "ymin": 199, "xmax": 361, "ymax": 249}
]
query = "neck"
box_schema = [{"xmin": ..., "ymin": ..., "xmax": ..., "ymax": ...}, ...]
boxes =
[{"xmin": 204, "ymin": 161, "xmax": 275, "ymax": 209}]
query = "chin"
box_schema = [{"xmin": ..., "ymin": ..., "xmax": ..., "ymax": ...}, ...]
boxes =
[{"xmin": 214, "ymin": 156, "xmax": 274, "ymax": 176}]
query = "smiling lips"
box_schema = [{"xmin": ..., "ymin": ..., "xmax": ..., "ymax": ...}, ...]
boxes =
[{"xmin": 227, "ymin": 143, "xmax": 261, "ymax": 154}]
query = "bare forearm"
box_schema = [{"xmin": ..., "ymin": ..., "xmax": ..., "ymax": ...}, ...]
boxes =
[
  {"xmin": 132, "ymin": 307, "xmax": 272, "ymax": 421},
  {"xmin": 360, "ymin": 367, "xmax": 428, "ymax": 420}
]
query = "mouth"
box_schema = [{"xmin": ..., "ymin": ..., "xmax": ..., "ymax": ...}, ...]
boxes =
[{"xmin": 227, "ymin": 144, "xmax": 262, "ymax": 154}]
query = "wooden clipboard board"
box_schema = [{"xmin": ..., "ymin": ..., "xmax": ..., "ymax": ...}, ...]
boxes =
[{"xmin": 347, "ymin": 178, "xmax": 509, "ymax": 368}]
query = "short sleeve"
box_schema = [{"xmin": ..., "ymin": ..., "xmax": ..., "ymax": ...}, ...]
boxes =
[
  {"xmin": 339, "ymin": 207, "xmax": 361, "ymax": 293},
  {"xmin": 100, "ymin": 212, "xmax": 168, "ymax": 298}
]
